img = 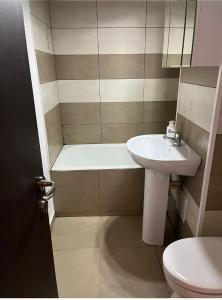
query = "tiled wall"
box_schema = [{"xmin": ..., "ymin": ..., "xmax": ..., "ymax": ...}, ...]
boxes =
[
  {"xmin": 50, "ymin": 0, "xmax": 179, "ymax": 144},
  {"xmin": 202, "ymin": 104, "xmax": 222, "ymax": 235},
  {"xmin": 170, "ymin": 66, "xmax": 219, "ymax": 237},
  {"xmin": 30, "ymin": 1, "xmax": 63, "ymax": 166}
]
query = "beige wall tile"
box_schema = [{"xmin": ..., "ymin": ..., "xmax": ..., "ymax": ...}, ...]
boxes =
[
  {"xmin": 30, "ymin": 0, "xmax": 50, "ymax": 26},
  {"xmin": 202, "ymin": 210, "xmax": 222, "ymax": 236},
  {"xmin": 36, "ymin": 51, "xmax": 56, "ymax": 84},
  {"xmin": 143, "ymin": 101, "xmax": 177, "ymax": 122},
  {"xmin": 206, "ymin": 175, "xmax": 222, "ymax": 210},
  {"xmin": 41, "ymin": 81, "xmax": 60, "ymax": 114},
  {"xmin": 183, "ymin": 28, "xmax": 194, "ymax": 55},
  {"xmin": 167, "ymin": 28, "xmax": 184, "ymax": 55},
  {"xmin": 146, "ymin": 1, "xmax": 165, "ymax": 27},
  {"xmin": 100, "ymin": 216, "xmax": 145, "ymax": 248},
  {"xmin": 51, "ymin": 170, "xmax": 99, "ymax": 212},
  {"xmin": 53, "ymin": 29, "xmax": 98, "ymax": 55},
  {"xmin": 167, "ymin": 193, "xmax": 193, "ymax": 239},
  {"xmin": 102, "ymin": 123, "xmax": 142, "ymax": 143},
  {"xmin": 144, "ymin": 79, "xmax": 179, "ymax": 101},
  {"xmin": 61, "ymin": 103, "xmax": 100, "ymax": 125},
  {"xmin": 177, "ymin": 82, "xmax": 193, "ymax": 120},
  {"xmin": 54, "ymin": 249, "xmax": 100, "ymax": 297},
  {"xmin": 98, "ymin": 28, "xmax": 145, "ymax": 54},
  {"xmin": 63, "ymin": 124, "xmax": 101, "ymax": 144},
  {"xmin": 100, "ymin": 247, "xmax": 169, "ymax": 297},
  {"xmin": 52, "ymin": 217, "xmax": 100, "ymax": 250},
  {"xmin": 32, "ymin": 15, "xmax": 49, "ymax": 53},
  {"xmin": 145, "ymin": 28, "xmax": 164, "ymax": 54},
  {"xmin": 145, "ymin": 54, "xmax": 180, "ymax": 79},
  {"xmin": 101, "ymin": 102, "xmax": 143, "ymax": 124},
  {"xmin": 142, "ymin": 122, "xmax": 168, "ymax": 134},
  {"xmin": 55, "ymin": 55, "xmax": 99, "ymax": 80},
  {"xmin": 45, "ymin": 105, "xmax": 63, "ymax": 166},
  {"xmin": 97, "ymin": 0, "xmax": 146, "ymax": 27},
  {"xmin": 100, "ymin": 79, "xmax": 144, "ymax": 102},
  {"xmin": 99, "ymin": 169, "xmax": 144, "ymax": 212},
  {"xmin": 191, "ymin": 85, "xmax": 215, "ymax": 132},
  {"xmin": 58, "ymin": 80, "xmax": 100, "ymax": 103},
  {"xmin": 47, "ymin": 26, "xmax": 54, "ymax": 54},
  {"xmin": 50, "ymin": 1, "xmax": 97, "ymax": 28},
  {"xmin": 99, "ymin": 54, "xmax": 144, "ymax": 79}
]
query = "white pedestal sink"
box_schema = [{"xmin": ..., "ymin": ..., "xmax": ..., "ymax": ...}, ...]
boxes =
[{"xmin": 127, "ymin": 134, "xmax": 201, "ymax": 246}]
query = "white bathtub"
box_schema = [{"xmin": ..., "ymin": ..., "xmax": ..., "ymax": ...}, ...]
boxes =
[{"xmin": 52, "ymin": 144, "xmax": 141, "ymax": 171}]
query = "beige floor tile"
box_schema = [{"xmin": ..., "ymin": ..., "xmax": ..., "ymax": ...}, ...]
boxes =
[
  {"xmin": 54, "ymin": 249, "xmax": 100, "ymax": 298},
  {"xmin": 100, "ymin": 216, "xmax": 148, "ymax": 248},
  {"xmin": 100, "ymin": 247, "xmax": 170, "ymax": 298},
  {"xmin": 52, "ymin": 217, "xmax": 100, "ymax": 250}
]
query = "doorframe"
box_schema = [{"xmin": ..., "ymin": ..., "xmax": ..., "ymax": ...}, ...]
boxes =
[{"xmin": 22, "ymin": 1, "xmax": 55, "ymax": 224}]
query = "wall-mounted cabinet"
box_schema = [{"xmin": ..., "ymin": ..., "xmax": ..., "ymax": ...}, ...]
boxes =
[{"xmin": 162, "ymin": 0, "xmax": 197, "ymax": 68}]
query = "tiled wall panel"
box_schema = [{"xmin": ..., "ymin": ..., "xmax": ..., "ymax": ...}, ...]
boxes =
[
  {"xmin": 50, "ymin": 0, "xmax": 179, "ymax": 144},
  {"xmin": 31, "ymin": 1, "xmax": 63, "ymax": 166},
  {"xmin": 172, "ymin": 67, "xmax": 219, "ymax": 238}
]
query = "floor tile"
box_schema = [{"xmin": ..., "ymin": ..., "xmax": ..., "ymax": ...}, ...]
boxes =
[
  {"xmin": 100, "ymin": 216, "xmax": 147, "ymax": 248},
  {"xmin": 54, "ymin": 249, "xmax": 100, "ymax": 298},
  {"xmin": 52, "ymin": 217, "xmax": 100, "ymax": 250},
  {"xmin": 100, "ymin": 247, "xmax": 170, "ymax": 298}
]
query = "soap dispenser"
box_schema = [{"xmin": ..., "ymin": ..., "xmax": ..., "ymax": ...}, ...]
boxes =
[{"xmin": 166, "ymin": 120, "xmax": 176, "ymax": 138}]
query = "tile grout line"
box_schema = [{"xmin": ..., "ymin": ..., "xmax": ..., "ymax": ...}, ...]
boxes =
[{"xmin": 141, "ymin": 0, "xmax": 148, "ymax": 134}]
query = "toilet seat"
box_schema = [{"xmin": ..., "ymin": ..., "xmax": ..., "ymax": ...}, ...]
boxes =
[{"xmin": 163, "ymin": 237, "xmax": 222, "ymax": 296}]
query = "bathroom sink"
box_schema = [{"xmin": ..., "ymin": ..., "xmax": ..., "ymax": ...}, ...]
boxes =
[
  {"xmin": 126, "ymin": 134, "xmax": 201, "ymax": 246},
  {"xmin": 127, "ymin": 134, "xmax": 201, "ymax": 176}
]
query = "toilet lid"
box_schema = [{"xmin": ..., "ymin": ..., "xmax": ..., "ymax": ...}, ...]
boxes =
[{"xmin": 163, "ymin": 237, "xmax": 222, "ymax": 295}]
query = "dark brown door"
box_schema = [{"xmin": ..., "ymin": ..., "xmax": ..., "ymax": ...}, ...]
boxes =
[{"xmin": 0, "ymin": 1, "xmax": 58, "ymax": 297}]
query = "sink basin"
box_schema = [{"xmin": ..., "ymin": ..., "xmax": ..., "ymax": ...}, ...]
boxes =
[
  {"xmin": 126, "ymin": 134, "xmax": 201, "ymax": 246},
  {"xmin": 127, "ymin": 134, "xmax": 201, "ymax": 176}
]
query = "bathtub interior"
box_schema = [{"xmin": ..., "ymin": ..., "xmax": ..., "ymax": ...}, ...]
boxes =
[{"xmin": 52, "ymin": 143, "xmax": 141, "ymax": 171}]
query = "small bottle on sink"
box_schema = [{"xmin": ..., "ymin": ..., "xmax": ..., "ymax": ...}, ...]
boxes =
[{"xmin": 166, "ymin": 120, "xmax": 176, "ymax": 138}]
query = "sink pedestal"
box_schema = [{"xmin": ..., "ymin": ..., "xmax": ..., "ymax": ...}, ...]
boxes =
[{"xmin": 142, "ymin": 169, "xmax": 170, "ymax": 246}]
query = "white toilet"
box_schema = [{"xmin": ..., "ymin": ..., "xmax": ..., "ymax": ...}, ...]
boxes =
[{"xmin": 163, "ymin": 237, "xmax": 222, "ymax": 298}]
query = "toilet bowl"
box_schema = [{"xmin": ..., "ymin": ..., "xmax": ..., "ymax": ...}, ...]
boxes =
[{"xmin": 163, "ymin": 237, "xmax": 222, "ymax": 298}]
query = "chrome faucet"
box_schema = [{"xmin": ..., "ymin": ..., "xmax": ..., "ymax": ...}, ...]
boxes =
[{"xmin": 163, "ymin": 132, "xmax": 182, "ymax": 146}]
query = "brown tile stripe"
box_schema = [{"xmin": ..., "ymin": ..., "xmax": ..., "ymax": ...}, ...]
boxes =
[
  {"xmin": 102, "ymin": 123, "xmax": 142, "ymax": 143},
  {"xmin": 142, "ymin": 122, "xmax": 168, "ymax": 134},
  {"xmin": 99, "ymin": 54, "xmax": 144, "ymax": 79},
  {"xmin": 176, "ymin": 113, "xmax": 210, "ymax": 207},
  {"xmin": 44, "ymin": 104, "xmax": 63, "ymax": 166},
  {"xmin": 143, "ymin": 101, "xmax": 177, "ymax": 122},
  {"xmin": 211, "ymin": 134, "xmax": 222, "ymax": 175},
  {"xmin": 180, "ymin": 66, "xmax": 219, "ymax": 88},
  {"xmin": 101, "ymin": 102, "xmax": 143, "ymax": 123},
  {"xmin": 61, "ymin": 102, "xmax": 101, "ymax": 125},
  {"xmin": 206, "ymin": 174, "xmax": 222, "ymax": 210},
  {"xmin": 55, "ymin": 55, "xmax": 99, "ymax": 80},
  {"xmin": 54, "ymin": 54, "xmax": 181, "ymax": 80},
  {"xmin": 60, "ymin": 101, "xmax": 176, "ymax": 126},
  {"xmin": 63, "ymin": 124, "xmax": 101, "ymax": 144},
  {"xmin": 145, "ymin": 54, "xmax": 180, "ymax": 79},
  {"xmin": 36, "ymin": 50, "xmax": 57, "ymax": 84}
]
